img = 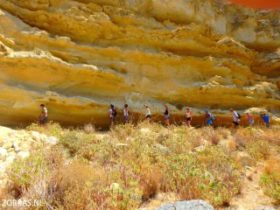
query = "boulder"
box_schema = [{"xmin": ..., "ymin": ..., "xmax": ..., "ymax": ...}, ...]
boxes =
[
  {"xmin": 31, "ymin": 131, "xmax": 47, "ymax": 142},
  {"xmin": 0, "ymin": 148, "xmax": 8, "ymax": 161},
  {"xmin": 155, "ymin": 200, "xmax": 214, "ymax": 210}
]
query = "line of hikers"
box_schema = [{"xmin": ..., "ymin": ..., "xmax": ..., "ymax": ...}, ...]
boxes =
[
  {"xmin": 109, "ymin": 105, "xmax": 271, "ymax": 128},
  {"xmin": 38, "ymin": 103, "xmax": 271, "ymax": 128}
]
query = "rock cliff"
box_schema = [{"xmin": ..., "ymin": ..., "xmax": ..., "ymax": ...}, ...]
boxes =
[{"xmin": 0, "ymin": 0, "xmax": 279, "ymax": 126}]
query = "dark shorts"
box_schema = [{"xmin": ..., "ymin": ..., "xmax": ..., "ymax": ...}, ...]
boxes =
[
  {"xmin": 207, "ymin": 119, "xmax": 213, "ymax": 126},
  {"xmin": 164, "ymin": 115, "xmax": 170, "ymax": 120},
  {"xmin": 39, "ymin": 116, "xmax": 48, "ymax": 125},
  {"xmin": 233, "ymin": 121, "xmax": 239, "ymax": 126},
  {"xmin": 146, "ymin": 115, "xmax": 151, "ymax": 119},
  {"xmin": 186, "ymin": 117, "xmax": 192, "ymax": 121}
]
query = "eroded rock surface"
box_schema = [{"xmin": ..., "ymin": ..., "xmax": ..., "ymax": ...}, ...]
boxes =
[{"xmin": 0, "ymin": 0, "xmax": 279, "ymax": 126}]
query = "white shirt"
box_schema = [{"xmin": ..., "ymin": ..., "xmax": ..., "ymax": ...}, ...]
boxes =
[
  {"xmin": 42, "ymin": 107, "xmax": 48, "ymax": 117},
  {"xmin": 232, "ymin": 111, "xmax": 240, "ymax": 122},
  {"xmin": 146, "ymin": 108, "xmax": 151, "ymax": 116},
  {"xmin": 109, "ymin": 108, "xmax": 113, "ymax": 118},
  {"xmin": 185, "ymin": 111, "xmax": 192, "ymax": 118},
  {"xmin": 123, "ymin": 108, "xmax": 129, "ymax": 117}
]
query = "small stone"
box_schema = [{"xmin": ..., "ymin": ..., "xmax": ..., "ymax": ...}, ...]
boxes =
[
  {"xmin": 194, "ymin": 145, "xmax": 206, "ymax": 152},
  {"xmin": 45, "ymin": 136, "xmax": 58, "ymax": 145},
  {"xmin": 17, "ymin": 151, "xmax": 30, "ymax": 159},
  {"xmin": 110, "ymin": 183, "xmax": 122, "ymax": 194},
  {"xmin": 154, "ymin": 143, "xmax": 171, "ymax": 154},
  {"xmin": 12, "ymin": 142, "xmax": 21, "ymax": 153}
]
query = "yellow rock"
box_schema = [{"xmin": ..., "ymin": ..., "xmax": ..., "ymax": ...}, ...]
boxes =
[{"xmin": 0, "ymin": 0, "xmax": 279, "ymax": 126}]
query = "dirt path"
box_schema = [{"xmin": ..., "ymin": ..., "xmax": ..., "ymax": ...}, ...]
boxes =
[{"xmin": 230, "ymin": 163, "xmax": 274, "ymax": 210}]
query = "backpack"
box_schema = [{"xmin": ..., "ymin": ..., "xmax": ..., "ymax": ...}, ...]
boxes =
[
  {"xmin": 113, "ymin": 108, "xmax": 117, "ymax": 117},
  {"xmin": 237, "ymin": 113, "xmax": 241, "ymax": 119}
]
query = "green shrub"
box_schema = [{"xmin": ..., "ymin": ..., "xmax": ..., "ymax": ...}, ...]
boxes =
[
  {"xmin": 260, "ymin": 174, "xmax": 280, "ymax": 204},
  {"xmin": 8, "ymin": 151, "xmax": 48, "ymax": 193},
  {"xmin": 27, "ymin": 122, "xmax": 63, "ymax": 137},
  {"xmin": 59, "ymin": 130, "xmax": 97, "ymax": 160}
]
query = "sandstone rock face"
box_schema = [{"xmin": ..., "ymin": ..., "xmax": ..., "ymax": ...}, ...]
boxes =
[{"xmin": 0, "ymin": 0, "xmax": 279, "ymax": 126}]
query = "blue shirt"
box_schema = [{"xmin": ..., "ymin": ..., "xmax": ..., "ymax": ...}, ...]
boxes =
[{"xmin": 262, "ymin": 115, "xmax": 270, "ymax": 123}]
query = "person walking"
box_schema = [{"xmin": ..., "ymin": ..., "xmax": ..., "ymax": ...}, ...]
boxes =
[
  {"xmin": 145, "ymin": 105, "xmax": 152, "ymax": 121},
  {"xmin": 185, "ymin": 107, "xmax": 192, "ymax": 127},
  {"xmin": 39, "ymin": 104, "xmax": 48, "ymax": 125},
  {"xmin": 231, "ymin": 108, "xmax": 241, "ymax": 128},
  {"xmin": 109, "ymin": 104, "xmax": 117, "ymax": 127},
  {"xmin": 246, "ymin": 112, "xmax": 254, "ymax": 126},
  {"xmin": 123, "ymin": 104, "xmax": 129, "ymax": 123},
  {"xmin": 261, "ymin": 112, "xmax": 270, "ymax": 128},
  {"xmin": 205, "ymin": 110, "xmax": 214, "ymax": 126},
  {"xmin": 163, "ymin": 105, "xmax": 170, "ymax": 126}
]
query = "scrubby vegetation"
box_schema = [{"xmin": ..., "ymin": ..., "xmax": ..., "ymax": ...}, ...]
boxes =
[
  {"xmin": 260, "ymin": 158, "xmax": 280, "ymax": 205},
  {"xmin": 3, "ymin": 123, "xmax": 280, "ymax": 209}
]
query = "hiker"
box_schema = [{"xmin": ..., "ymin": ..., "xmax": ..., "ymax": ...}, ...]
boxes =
[
  {"xmin": 205, "ymin": 110, "xmax": 214, "ymax": 126},
  {"xmin": 123, "ymin": 104, "xmax": 129, "ymax": 123},
  {"xmin": 261, "ymin": 112, "xmax": 270, "ymax": 128},
  {"xmin": 163, "ymin": 105, "xmax": 170, "ymax": 126},
  {"xmin": 246, "ymin": 112, "xmax": 254, "ymax": 126},
  {"xmin": 185, "ymin": 107, "xmax": 192, "ymax": 127},
  {"xmin": 231, "ymin": 108, "xmax": 241, "ymax": 128},
  {"xmin": 39, "ymin": 104, "xmax": 48, "ymax": 125},
  {"xmin": 145, "ymin": 105, "xmax": 152, "ymax": 121},
  {"xmin": 109, "ymin": 104, "xmax": 117, "ymax": 127}
]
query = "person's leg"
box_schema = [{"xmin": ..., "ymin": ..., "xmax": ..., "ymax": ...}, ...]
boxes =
[
  {"xmin": 166, "ymin": 119, "xmax": 170, "ymax": 126},
  {"xmin": 125, "ymin": 116, "xmax": 128, "ymax": 123}
]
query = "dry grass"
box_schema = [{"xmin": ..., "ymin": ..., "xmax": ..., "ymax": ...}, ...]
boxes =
[
  {"xmin": 3, "ymin": 123, "xmax": 280, "ymax": 209},
  {"xmin": 260, "ymin": 157, "xmax": 280, "ymax": 204}
]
